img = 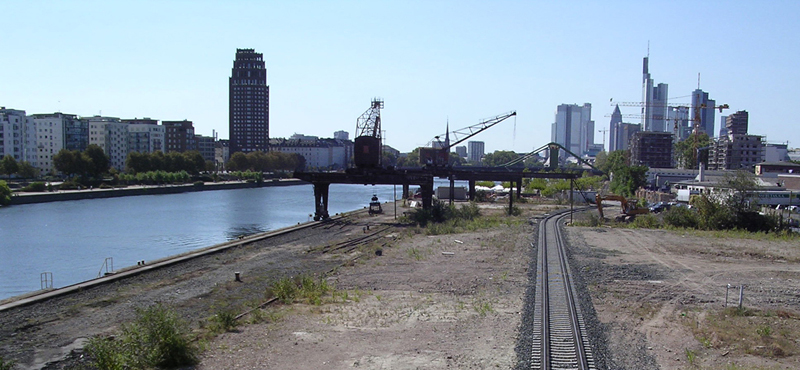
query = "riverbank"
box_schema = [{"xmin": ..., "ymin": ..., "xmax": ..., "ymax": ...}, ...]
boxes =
[{"xmin": 8, "ymin": 178, "xmax": 305, "ymax": 205}]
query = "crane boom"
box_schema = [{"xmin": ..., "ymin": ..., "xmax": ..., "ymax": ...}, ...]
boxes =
[{"xmin": 419, "ymin": 110, "xmax": 516, "ymax": 167}]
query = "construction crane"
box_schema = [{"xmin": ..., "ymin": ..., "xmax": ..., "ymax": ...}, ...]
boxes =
[
  {"xmin": 418, "ymin": 111, "xmax": 516, "ymax": 167},
  {"xmin": 609, "ymin": 100, "xmax": 728, "ymax": 136},
  {"xmin": 353, "ymin": 98, "xmax": 385, "ymax": 169}
]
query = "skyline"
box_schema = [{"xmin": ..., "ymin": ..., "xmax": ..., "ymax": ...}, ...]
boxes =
[{"xmin": 2, "ymin": 1, "xmax": 799, "ymax": 154}]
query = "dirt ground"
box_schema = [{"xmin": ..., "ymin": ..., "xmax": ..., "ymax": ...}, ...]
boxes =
[
  {"xmin": 4, "ymin": 201, "xmax": 800, "ymax": 370},
  {"xmin": 566, "ymin": 214, "xmax": 800, "ymax": 370},
  {"xmin": 197, "ymin": 203, "xmax": 547, "ymax": 370}
]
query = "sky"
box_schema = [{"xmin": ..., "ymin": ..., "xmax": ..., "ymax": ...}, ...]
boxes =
[{"xmin": 2, "ymin": 0, "xmax": 799, "ymax": 154}]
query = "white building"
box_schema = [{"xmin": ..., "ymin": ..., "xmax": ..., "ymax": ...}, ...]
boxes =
[
  {"xmin": 127, "ymin": 123, "xmax": 165, "ymax": 154},
  {"xmin": 0, "ymin": 107, "xmax": 34, "ymax": 163},
  {"xmin": 88, "ymin": 116, "xmax": 128, "ymax": 170},
  {"xmin": 30, "ymin": 113, "xmax": 79, "ymax": 174},
  {"xmin": 270, "ymin": 137, "xmax": 351, "ymax": 170}
]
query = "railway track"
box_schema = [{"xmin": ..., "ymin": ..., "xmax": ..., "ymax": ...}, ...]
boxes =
[{"xmin": 531, "ymin": 211, "xmax": 596, "ymax": 370}]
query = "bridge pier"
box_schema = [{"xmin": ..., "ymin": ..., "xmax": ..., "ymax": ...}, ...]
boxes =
[
  {"xmin": 312, "ymin": 182, "xmax": 330, "ymax": 221},
  {"xmin": 420, "ymin": 182, "xmax": 434, "ymax": 210},
  {"xmin": 468, "ymin": 180, "xmax": 476, "ymax": 201}
]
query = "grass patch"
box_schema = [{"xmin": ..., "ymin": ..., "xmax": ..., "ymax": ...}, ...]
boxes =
[
  {"xmin": 0, "ymin": 357, "xmax": 16, "ymax": 370},
  {"xmin": 267, "ymin": 275, "xmax": 333, "ymax": 305},
  {"xmin": 84, "ymin": 303, "xmax": 198, "ymax": 370},
  {"xmin": 688, "ymin": 307, "xmax": 800, "ymax": 359}
]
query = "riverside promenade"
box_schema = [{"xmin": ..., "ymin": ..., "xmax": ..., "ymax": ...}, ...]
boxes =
[{"xmin": 8, "ymin": 178, "xmax": 305, "ymax": 205}]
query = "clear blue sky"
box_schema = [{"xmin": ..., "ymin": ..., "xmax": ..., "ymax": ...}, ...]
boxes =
[{"xmin": 2, "ymin": 0, "xmax": 798, "ymax": 154}]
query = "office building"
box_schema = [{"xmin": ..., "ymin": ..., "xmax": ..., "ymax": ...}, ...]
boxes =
[
  {"xmin": 229, "ymin": 48, "xmax": 269, "ymax": 154},
  {"xmin": 163, "ymin": 120, "xmax": 196, "ymax": 153},
  {"xmin": 691, "ymin": 89, "xmax": 716, "ymax": 138},
  {"xmin": 551, "ymin": 103, "xmax": 594, "ymax": 156},
  {"xmin": 608, "ymin": 105, "xmax": 622, "ymax": 151},
  {"xmin": 668, "ymin": 106, "xmax": 691, "ymax": 141},
  {"xmin": 87, "ymin": 116, "xmax": 128, "ymax": 171},
  {"xmin": 718, "ymin": 115, "xmax": 728, "ymax": 137},
  {"xmin": 630, "ymin": 131, "xmax": 673, "ymax": 168},
  {"xmin": 467, "ymin": 141, "xmax": 485, "ymax": 163},
  {"xmin": 455, "ymin": 145, "xmax": 467, "ymax": 158},
  {"xmin": 642, "ymin": 56, "xmax": 669, "ymax": 132}
]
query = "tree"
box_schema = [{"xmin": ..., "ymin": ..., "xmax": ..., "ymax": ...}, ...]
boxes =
[
  {"xmin": 674, "ymin": 132, "xmax": 711, "ymax": 169},
  {"xmin": 482, "ymin": 150, "xmax": 518, "ymax": 167},
  {"xmin": 609, "ymin": 165, "xmax": 648, "ymax": 197},
  {"xmin": 396, "ymin": 148, "xmax": 421, "ymax": 168},
  {"xmin": 17, "ymin": 161, "xmax": 38, "ymax": 179},
  {"xmin": 126, "ymin": 151, "xmax": 151, "ymax": 174},
  {"xmin": 0, "ymin": 155, "xmax": 19, "ymax": 179},
  {"xmin": 53, "ymin": 149, "xmax": 81, "ymax": 178},
  {"xmin": 84, "ymin": 144, "xmax": 110, "ymax": 177},
  {"xmin": 723, "ymin": 170, "xmax": 759, "ymax": 215},
  {"xmin": 227, "ymin": 152, "xmax": 248, "ymax": 171},
  {"xmin": 0, "ymin": 180, "xmax": 11, "ymax": 206}
]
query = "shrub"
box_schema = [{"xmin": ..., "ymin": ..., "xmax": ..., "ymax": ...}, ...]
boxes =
[
  {"xmin": 211, "ymin": 309, "xmax": 239, "ymax": 333},
  {"xmin": 98, "ymin": 183, "xmax": 113, "ymax": 189},
  {"xmin": 58, "ymin": 180, "xmax": 80, "ymax": 190},
  {"xmin": 193, "ymin": 180, "xmax": 205, "ymax": 186},
  {"xmin": 662, "ymin": 206, "xmax": 699, "ymax": 229},
  {"xmin": 21, "ymin": 182, "xmax": 46, "ymax": 192},
  {"xmin": 0, "ymin": 180, "xmax": 11, "ymax": 206},
  {"xmin": 631, "ymin": 213, "xmax": 660, "ymax": 228},
  {"xmin": 84, "ymin": 303, "xmax": 198, "ymax": 369}
]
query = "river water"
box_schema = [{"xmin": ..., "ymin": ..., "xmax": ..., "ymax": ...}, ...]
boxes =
[{"xmin": 0, "ymin": 183, "xmax": 405, "ymax": 301}]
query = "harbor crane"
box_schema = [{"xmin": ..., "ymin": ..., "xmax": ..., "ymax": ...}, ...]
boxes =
[{"xmin": 418, "ymin": 111, "xmax": 517, "ymax": 167}]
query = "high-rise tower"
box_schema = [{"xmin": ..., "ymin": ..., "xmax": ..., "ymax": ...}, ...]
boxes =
[
  {"xmin": 229, "ymin": 48, "xmax": 269, "ymax": 154},
  {"xmin": 642, "ymin": 56, "xmax": 668, "ymax": 132},
  {"xmin": 691, "ymin": 89, "xmax": 716, "ymax": 138}
]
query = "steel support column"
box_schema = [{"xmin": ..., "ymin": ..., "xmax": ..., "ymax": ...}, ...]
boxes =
[
  {"xmin": 468, "ymin": 180, "xmax": 476, "ymax": 201},
  {"xmin": 313, "ymin": 182, "xmax": 330, "ymax": 221}
]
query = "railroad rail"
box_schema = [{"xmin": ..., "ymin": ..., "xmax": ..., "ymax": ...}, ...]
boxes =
[{"xmin": 531, "ymin": 211, "xmax": 596, "ymax": 369}]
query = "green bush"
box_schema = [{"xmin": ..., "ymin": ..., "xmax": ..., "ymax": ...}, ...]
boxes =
[
  {"xmin": 85, "ymin": 303, "xmax": 198, "ymax": 369},
  {"xmin": 268, "ymin": 275, "xmax": 332, "ymax": 305},
  {"xmin": 98, "ymin": 183, "xmax": 113, "ymax": 189},
  {"xmin": 0, "ymin": 356, "xmax": 16, "ymax": 370},
  {"xmin": 662, "ymin": 206, "xmax": 699, "ymax": 229},
  {"xmin": 193, "ymin": 180, "xmax": 205, "ymax": 186},
  {"xmin": 58, "ymin": 180, "xmax": 80, "ymax": 190},
  {"xmin": 21, "ymin": 182, "xmax": 46, "ymax": 192},
  {"xmin": 0, "ymin": 180, "xmax": 11, "ymax": 206},
  {"xmin": 631, "ymin": 213, "xmax": 660, "ymax": 228}
]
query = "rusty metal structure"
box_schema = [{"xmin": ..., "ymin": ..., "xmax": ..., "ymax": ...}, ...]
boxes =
[{"xmin": 295, "ymin": 99, "xmax": 600, "ymax": 221}]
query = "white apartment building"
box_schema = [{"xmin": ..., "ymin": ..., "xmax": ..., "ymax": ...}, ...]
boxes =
[
  {"xmin": 270, "ymin": 137, "xmax": 351, "ymax": 170},
  {"xmin": 88, "ymin": 116, "xmax": 128, "ymax": 170},
  {"xmin": 127, "ymin": 123, "xmax": 165, "ymax": 154},
  {"xmin": 30, "ymin": 113, "xmax": 81, "ymax": 174},
  {"xmin": 0, "ymin": 108, "xmax": 32, "ymax": 163}
]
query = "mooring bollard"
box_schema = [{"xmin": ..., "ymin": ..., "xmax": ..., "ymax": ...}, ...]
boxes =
[
  {"xmin": 235, "ymin": 272, "xmax": 242, "ymax": 282},
  {"xmin": 738, "ymin": 285, "xmax": 744, "ymax": 309}
]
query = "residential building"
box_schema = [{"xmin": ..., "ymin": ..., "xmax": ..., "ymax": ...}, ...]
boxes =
[
  {"xmin": 642, "ymin": 56, "xmax": 669, "ymax": 132},
  {"xmin": 215, "ymin": 140, "xmax": 230, "ymax": 170},
  {"xmin": 163, "ymin": 120, "xmax": 195, "ymax": 152},
  {"xmin": 65, "ymin": 117, "xmax": 88, "ymax": 152},
  {"xmin": 0, "ymin": 107, "xmax": 33, "ymax": 163},
  {"xmin": 691, "ymin": 89, "xmax": 716, "ymax": 138},
  {"xmin": 270, "ymin": 137, "xmax": 352, "ymax": 170},
  {"xmin": 30, "ymin": 113, "xmax": 78, "ymax": 174},
  {"xmin": 195, "ymin": 134, "xmax": 216, "ymax": 163},
  {"xmin": 551, "ymin": 103, "xmax": 594, "ymax": 156},
  {"xmin": 87, "ymin": 116, "xmax": 128, "ymax": 170},
  {"xmin": 229, "ymin": 48, "xmax": 269, "ymax": 154},
  {"xmin": 709, "ymin": 134, "xmax": 765, "ymax": 170},
  {"xmin": 467, "ymin": 141, "xmax": 485, "ymax": 163},
  {"xmin": 125, "ymin": 118, "xmax": 165, "ymax": 154},
  {"xmin": 726, "ymin": 110, "xmax": 748, "ymax": 136},
  {"xmin": 333, "ymin": 130, "xmax": 349, "ymax": 141},
  {"xmin": 630, "ymin": 131, "xmax": 673, "ymax": 168},
  {"xmin": 709, "ymin": 111, "xmax": 765, "ymax": 170}
]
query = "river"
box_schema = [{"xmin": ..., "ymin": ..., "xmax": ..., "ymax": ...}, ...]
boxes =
[{"xmin": 0, "ymin": 183, "xmax": 406, "ymax": 301}]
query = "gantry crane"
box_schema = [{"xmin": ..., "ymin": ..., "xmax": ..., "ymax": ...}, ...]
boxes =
[{"xmin": 418, "ymin": 111, "xmax": 517, "ymax": 167}]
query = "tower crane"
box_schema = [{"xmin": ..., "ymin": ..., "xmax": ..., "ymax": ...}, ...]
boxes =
[{"xmin": 418, "ymin": 111, "xmax": 517, "ymax": 167}]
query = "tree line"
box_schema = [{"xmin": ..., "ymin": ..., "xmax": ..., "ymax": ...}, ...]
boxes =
[{"xmin": 226, "ymin": 151, "xmax": 306, "ymax": 172}]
